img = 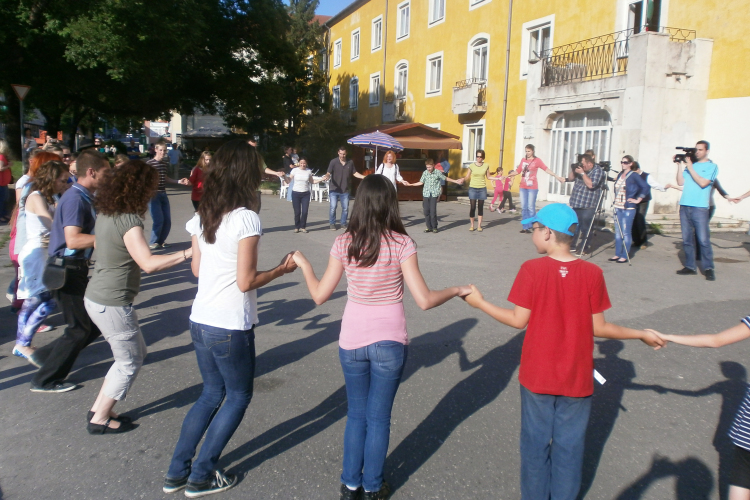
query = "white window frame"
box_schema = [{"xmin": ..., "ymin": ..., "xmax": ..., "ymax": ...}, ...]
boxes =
[
  {"xmin": 333, "ymin": 38, "xmax": 342, "ymax": 68},
  {"xmin": 332, "ymin": 85, "xmax": 341, "ymax": 110},
  {"xmin": 469, "ymin": 0, "xmax": 492, "ymax": 11},
  {"xmin": 463, "ymin": 120, "xmax": 486, "ymax": 165},
  {"xmin": 466, "ymin": 33, "xmax": 490, "ymax": 82},
  {"xmin": 349, "ymin": 77, "xmax": 359, "ymax": 110},
  {"xmin": 351, "ymin": 29, "xmax": 360, "ymax": 61},
  {"xmin": 425, "ymin": 51, "xmax": 443, "ymax": 97},
  {"xmin": 425, "ymin": 123, "xmax": 441, "ymax": 130},
  {"xmin": 394, "ymin": 60, "xmax": 409, "ymax": 99},
  {"xmin": 428, "ymin": 0, "xmax": 446, "ymax": 27},
  {"xmin": 369, "ymin": 72, "xmax": 381, "ymax": 106},
  {"xmin": 371, "ymin": 15, "xmax": 383, "ymax": 52},
  {"xmin": 396, "ymin": 1, "xmax": 410, "ymax": 41},
  {"xmin": 520, "ymin": 15, "xmax": 554, "ymax": 80}
]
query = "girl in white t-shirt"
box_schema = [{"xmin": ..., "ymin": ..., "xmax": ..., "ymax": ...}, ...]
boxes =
[
  {"xmin": 375, "ymin": 150, "xmax": 411, "ymax": 189},
  {"xmin": 164, "ymin": 140, "xmax": 297, "ymax": 497},
  {"xmin": 287, "ymin": 158, "xmax": 324, "ymax": 233}
]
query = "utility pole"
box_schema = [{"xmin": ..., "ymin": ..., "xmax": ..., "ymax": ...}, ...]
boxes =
[{"xmin": 12, "ymin": 84, "xmax": 31, "ymax": 158}]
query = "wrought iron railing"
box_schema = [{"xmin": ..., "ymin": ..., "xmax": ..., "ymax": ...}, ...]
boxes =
[
  {"xmin": 452, "ymin": 78, "xmax": 487, "ymax": 110},
  {"xmin": 540, "ymin": 26, "xmax": 695, "ymax": 87},
  {"xmin": 454, "ymin": 77, "xmax": 486, "ymax": 90}
]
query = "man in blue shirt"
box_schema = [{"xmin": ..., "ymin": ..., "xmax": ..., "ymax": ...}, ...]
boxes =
[
  {"xmin": 30, "ymin": 150, "xmax": 110, "ymax": 392},
  {"xmin": 675, "ymin": 140, "xmax": 718, "ymax": 281}
]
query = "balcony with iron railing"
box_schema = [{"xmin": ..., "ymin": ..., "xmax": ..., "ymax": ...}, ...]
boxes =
[
  {"xmin": 540, "ymin": 26, "xmax": 696, "ymax": 87},
  {"xmin": 452, "ymin": 78, "xmax": 487, "ymax": 114}
]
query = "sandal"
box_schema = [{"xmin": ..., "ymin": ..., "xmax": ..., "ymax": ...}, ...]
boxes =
[
  {"xmin": 477, "ymin": 226, "xmax": 483, "ymax": 232},
  {"xmin": 469, "ymin": 226, "xmax": 475, "ymax": 231}
]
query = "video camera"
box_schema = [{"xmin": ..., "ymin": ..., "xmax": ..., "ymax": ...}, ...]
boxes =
[{"xmin": 674, "ymin": 147, "xmax": 697, "ymax": 163}]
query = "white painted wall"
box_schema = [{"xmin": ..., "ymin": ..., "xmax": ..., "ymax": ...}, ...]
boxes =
[{"xmin": 705, "ymin": 97, "xmax": 750, "ymax": 221}]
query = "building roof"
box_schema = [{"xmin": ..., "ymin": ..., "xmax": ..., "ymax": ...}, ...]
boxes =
[
  {"xmin": 324, "ymin": 0, "xmax": 369, "ymax": 27},
  {"xmin": 348, "ymin": 123, "xmax": 463, "ymax": 150},
  {"xmin": 312, "ymin": 14, "xmax": 332, "ymax": 25}
]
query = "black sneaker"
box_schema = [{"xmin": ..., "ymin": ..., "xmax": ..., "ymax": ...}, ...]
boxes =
[
  {"xmin": 675, "ymin": 267, "xmax": 697, "ymax": 275},
  {"xmin": 330, "ymin": 224, "xmax": 337, "ymax": 231},
  {"xmin": 163, "ymin": 476, "xmax": 188, "ymax": 494},
  {"xmin": 340, "ymin": 483, "xmax": 363, "ymax": 500},
  {"xmin": 363, "ymin": 481, "xmax": 391, "ymax": 500},
  {"xmin": 184, "ymin": 471, "xmax": 237, "ymax": 498},
  {"xmin": 30, "ymin": 382, "xmax": 78, "ymax": 393},
  {"xmin": 705, "ymin": 269, "xmax": 716, "ymax": 281}
]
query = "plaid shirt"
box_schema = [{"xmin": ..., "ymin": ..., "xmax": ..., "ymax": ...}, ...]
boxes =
[
  {"xmin": 568, "ymin": 164, "xmax": 605, "ymax": 208},
  {"xmin": 419, "ymin": 169, "xmax": 446, "ymax": 198}
]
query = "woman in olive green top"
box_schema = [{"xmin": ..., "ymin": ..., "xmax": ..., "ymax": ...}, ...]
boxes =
[
  {"xmin": 463, "ymin": 149, "xmax": 491, "ymax": 231},
  {"xmin": 83, "ymin": 160, "xmax": 193, "ymax": 434}
]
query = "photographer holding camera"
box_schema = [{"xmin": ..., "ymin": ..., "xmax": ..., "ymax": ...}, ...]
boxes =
[
  {"xmin": 565, "ymin": 153, "xmax": 605, "ymax": 255},
  {"xmin": 674, "ymin": 140, "xmax": 718, "ymax": 281}
]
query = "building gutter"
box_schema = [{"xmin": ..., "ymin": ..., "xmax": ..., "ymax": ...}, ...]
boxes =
[{"xmin": 381, "ymin": 0, "xmax": 389, "ymax": 120}]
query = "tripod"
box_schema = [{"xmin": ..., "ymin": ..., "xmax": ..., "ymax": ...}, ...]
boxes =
[{"xmin": 578, "ymin": 183, "xmax": 609, "ymax": 257}]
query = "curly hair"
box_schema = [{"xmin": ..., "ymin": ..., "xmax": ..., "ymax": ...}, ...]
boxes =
[
  {"xmin": 29, "ymin": 152, "xmax": 60, "ymax": 178},
  {"xmin": 94, "ymin": 160, "xmax": 158, "ymax": 217},
  {"xmin": 199, "ymin": 140, "xmax": 261, "ymax": 244},
  {"xmin": 27, "ymin": 161, "xmax": 69, "ymax": 204},
  {"xmin": 383, "ymin": 150, "xmax": 397, "ymax": 164}
]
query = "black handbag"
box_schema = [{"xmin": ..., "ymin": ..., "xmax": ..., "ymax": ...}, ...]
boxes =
[{"xmin": 42, "ymin": 257, "xmax": 67, "ymax": 291}]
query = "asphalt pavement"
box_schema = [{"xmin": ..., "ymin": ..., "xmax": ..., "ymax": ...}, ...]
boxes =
[{"xmin": 1, "ymin": 186, "xmax": 750, "ymax": 499}]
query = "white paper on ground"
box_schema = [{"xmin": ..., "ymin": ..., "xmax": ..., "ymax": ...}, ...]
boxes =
[{"xmin": 594, "ymin": 369, "xmax": 606, "ymax": 385}]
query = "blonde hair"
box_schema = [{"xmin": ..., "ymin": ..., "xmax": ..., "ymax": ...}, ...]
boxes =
[{"xmin": 0, "ymin": 139, "xmax": 9, "ymax": 156}]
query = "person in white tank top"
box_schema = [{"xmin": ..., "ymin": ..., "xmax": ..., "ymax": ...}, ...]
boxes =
[{"xmin": 375, "ymin": 150, "xmax": 411, "ymax": 189}]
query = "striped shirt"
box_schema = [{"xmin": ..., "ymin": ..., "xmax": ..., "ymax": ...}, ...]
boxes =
[
  {"xmin": 330, "ymin": 231, "xmax": 416, "ymax": 305},
  {"xmin": 729, "ymin": 317, "xmax": 750, "ymax": 450},
  {"xmin": 147, "ymin": 158, "xmax": 169, "ymax": 192}
]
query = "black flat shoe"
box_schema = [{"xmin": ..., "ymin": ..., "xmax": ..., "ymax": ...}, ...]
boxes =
[
  {"xmin": 87, "ymin": 411, "xmax": 132, "ymax": 424},
  {"xmin": 608, "ymin": 257, "xmax": 619, "ymax": 262},
  {"xmin": 87, "ymin": 418, "xmax": 136, "ymax": 434}
]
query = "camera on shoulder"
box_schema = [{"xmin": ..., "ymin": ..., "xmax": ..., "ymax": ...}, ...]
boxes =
[{"xmin": 674, "ymin": 146, "xmax": 697, "ymax": 163}]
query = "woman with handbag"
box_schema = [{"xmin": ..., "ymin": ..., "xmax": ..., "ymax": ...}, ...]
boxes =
[
  {"xmin": 609, "ymin": 155, "xmax": 649, "ymax": 263},
  {"xmin": 12, "ymin": 160, "xmax": 69, "ymax": 364},
  {"xmin": 83, "ymin": 160, "xmax": 193, "ymax": 434}
]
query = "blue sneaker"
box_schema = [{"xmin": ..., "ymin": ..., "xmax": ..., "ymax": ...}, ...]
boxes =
[{"xmin": 12, "ymin": 347, "xmax": 42, "ymax": 368}]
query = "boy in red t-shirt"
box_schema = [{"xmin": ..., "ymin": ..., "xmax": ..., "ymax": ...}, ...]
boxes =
[{"xmin": 463, "ymin": 203, "xmax": 664, "ymax": 500}]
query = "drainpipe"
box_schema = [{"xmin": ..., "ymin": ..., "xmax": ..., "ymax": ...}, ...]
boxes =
[
  {"xmin": 498, "ymin": 0, "xmax": 513, "ymax": 171},
  {"xmin": 381, "ymin": 0, "xmax": 389, "ymax": 125}
]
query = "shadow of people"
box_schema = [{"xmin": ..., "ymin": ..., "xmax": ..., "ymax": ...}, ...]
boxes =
[
  {"xmin": 657, "ymin": 361, "xmax": 748, "ymax": 500},
  {"xmin": 578, "ymin": 340, "xmax": 666, "ymax": 499},
  {"xmin": 385, "ymin": 330, "xmax": 525, "ymax": 494},
  {"xmin": 615, "ymin": 455, "xmax": 713, "ymax": 500},
  {"xmin": 222, "ymin": 318, "xmax": 480, "ymax": 477}
]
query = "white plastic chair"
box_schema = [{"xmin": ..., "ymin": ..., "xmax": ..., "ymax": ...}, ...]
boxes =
[{"xmin": 279, "ymin": 179, "xmax": 288, "ymax": 199}]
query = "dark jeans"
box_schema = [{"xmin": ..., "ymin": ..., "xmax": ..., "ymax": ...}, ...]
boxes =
[
  {"xmin": 422, "ymin": 196, "xmax": 438, "ymax": 230},
  {"xmin": 32, "ymin": 263, "xmax": 101, "ymax": 389},
  {"xmin": 339, "ymin": 341, "xmax": 407, "ymax": 492},
  {"xmin": 499, "ymin": 191, "xmax": 515, "ymax": 210},
  {"xmin": 0, "ymin": 184, "xmax": 8, "ymax": 219},
  {"xmin": 571, "ymin": 207, "xmax": 596, "ymax": 252},
  {"xmin": 292, "ymin": 190, "xmax": 311, "ymax": 229},
  {"xmin": 679, "ymin": 205, "xmax": 713, "ymax": 271},
  {"xmin": 191, "ymin": 200, "xmax": 200, "ymax": 211},
  {"xmin": 167, "ymin": 322, "xmax": 255, "ymax": 483},
  {"xmin": 632, "ymin": 201, "xmax": 649, "ymax": 247},
  {"xmin": 149, "ymin": 191, "xmax": 171, "ymax": 245},
  {"xmin": 520, "ymin": 386, "xmax": 591, "ymax": 500}
]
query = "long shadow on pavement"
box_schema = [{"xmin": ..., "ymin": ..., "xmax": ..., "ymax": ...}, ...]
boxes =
[{"xmin": 615, "ymin": 455, "xmax": 713, "ymax": 500}]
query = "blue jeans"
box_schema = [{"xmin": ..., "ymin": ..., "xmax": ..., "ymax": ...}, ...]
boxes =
[
  {"xmin": 329, "ymin": 191, "xmax": 350, "ymax": 226},
  {"xmin": 339, "ymin": 341, "xmax": 408, "ymax": 492},
  {"xmin": 614, "ymin": 208, "xmax": 636, "ymax": 259},
  {"xmin": 680, "ymin": 205, "xmax": 713, "ymax": 271},
  {"xmin": 520, "ymin": 188, "xmax": 538, "ymax": 230},
  {"xmin": 0, "ymin": 185, "xmax": 9, "ymax": 219},
  {"xmin": 149, "ymin": 191, "xmax": 171, "ymax": 245},
  {"xmin": 520, "ymin": 386, "xmax": 591, "ymax": 500},
  {"xmin": 167, "ymin": 322, "xmax": 255, "ymax": 483},
  {"xmin": 286, "ymin": 177, "xmax": 294, "ymax": 201}
]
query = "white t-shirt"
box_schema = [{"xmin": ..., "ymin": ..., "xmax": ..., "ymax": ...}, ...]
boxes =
[
  {"xmin": 15, "ymin": 174, "xmax": 30, "ymax": 190},
  {"xmin": 291, "ymin": 168, "xmax": 313, "ymax": 192},
  {"xmin": 376, "ymin": 164, "xmax": 403, "ymax": 187},
  {"xmin": 186, "ymin": 208, "xmax": 262, "ymax": 331}
]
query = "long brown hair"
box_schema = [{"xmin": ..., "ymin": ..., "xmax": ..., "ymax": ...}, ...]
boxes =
[
  {"xmin": 346, "ymin": 174, "xmax": 412, "ymax": 267},
  {"xmin": 195, "ymin": 151, "xmax": 212, "ymax": 170},
  {"xmin": 94, "ymin": 160, "xmax": 158, "ymax": 217},
  {"xmin": 28, "ymin": 160, "xmax": 69, "ymax": 204},
  {"xmin": 198, "ymin": 140, "xmax": 261, "ymax": 244},
  {"xmin": 29, "ymin": 152, "xmax": 60, "ymax": 178}
]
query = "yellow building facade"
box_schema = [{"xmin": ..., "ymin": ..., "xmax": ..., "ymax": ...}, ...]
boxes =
[{"xmin": 325, "ymin": 0, "xmax": 750, "ymax": 220}]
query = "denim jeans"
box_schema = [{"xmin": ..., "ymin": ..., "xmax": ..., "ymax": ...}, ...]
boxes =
[
  {"xmin": 680, "ymin": 205, "xmax": 713, "ymax": 270},
  {"xmin": 0, "ymin": 184, "xmax": 8, "ymax": 219},
  {"xmin": 571, "ymin": 207, "xmax": 596, "ymax": 252},
  {"xmin": 329, "ymin": 191, "xmax": 350, "ymax": 226},
  {"xmin": 520, "ymin": 188, "xmax": 538, "ymax": 230},
  {"xmin": 614, "ymin": 208, "xmax": 636, "ymax": 259},
  {"xmin": 149, "ymin": 191, "xmax": 172, "ymax": 245},
  {"xmin": 292, "ymin": 190, "xmax": 311, "ymax": 229},
  {"xmin": 520, "ymin": 386, "xmax": 591, "ymax": 500},
  {"xmin": 339, "ymin": 341, "xmax": 408, "ymax": 492},
  {"xmin": 286, "ymin": 178, "xmax": 294, "ymax": 201},
  {"xmin": 167, "ymin": 322, "xmax": 256, "ymax": 483}
]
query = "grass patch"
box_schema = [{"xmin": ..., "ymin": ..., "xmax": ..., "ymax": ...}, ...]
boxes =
[
  {"xmin": 0, "ymin": 229, "xmax": 10, "ymax": 250},
  {"xmin": 260, "ymin": 180, "xmax": 280, "ymax": 193},
  {"xmin": 648, "ymin": 223, "xmax": 663, "ymax": 235},
  {"xmin": 11, "ymin": 161, "xmax": 23, "ymax": 181}
]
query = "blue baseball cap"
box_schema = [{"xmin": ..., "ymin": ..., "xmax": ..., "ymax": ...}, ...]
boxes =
[{"xmin": 521, "ymin": 203, "xmax": 579, "ymax": 236}]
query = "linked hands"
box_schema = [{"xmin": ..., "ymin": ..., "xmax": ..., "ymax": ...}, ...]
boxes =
[
  {"xmin": 462, "ymin": 284, "xmax": 484, "ymax": 308},
  {"xmin": 280, "ymin": 252, "xmax": 299, "ymax": 273}
]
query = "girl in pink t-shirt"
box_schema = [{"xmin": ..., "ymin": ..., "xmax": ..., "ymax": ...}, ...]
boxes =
[
  {"xmin": 508, "ymin": 144, "xmax": 565, "ymax": 232},
  {"xmin": 292, "ymin": 175, "xmax": 471, "ymax": 499}
]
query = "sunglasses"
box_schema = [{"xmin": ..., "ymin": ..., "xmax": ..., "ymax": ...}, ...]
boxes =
[
  {"xmin": 63, "ymin": 154, "xmax": 71, "ymax": 159},
  {"xmin": 476, "ymin": 155, "xmax": 484, "ymax": 159},
  {"xmin": 621, "ymin": 160, "xmax": 632, "ymax": 164}
]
